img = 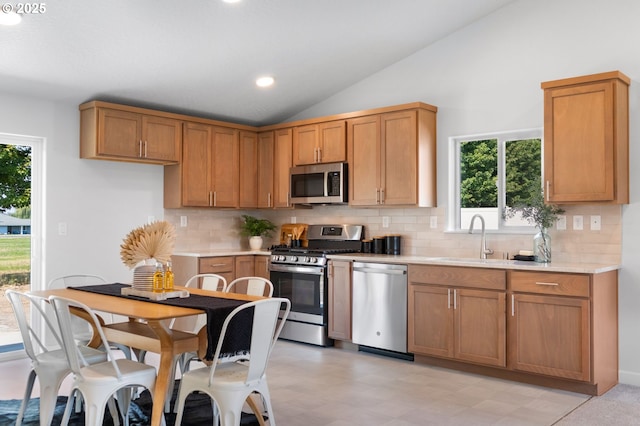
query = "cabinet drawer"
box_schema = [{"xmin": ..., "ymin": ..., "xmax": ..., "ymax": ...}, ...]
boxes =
[
  {"xmin": 198, "ymin": 256, "xmax": 234, "ymax": 274},
  {"xmin": 409, "ymin": 265, "xmax": 505, "ymax": 290},
  {"xmin": 510, "ymin": 271, "xmax": 590, "ymax": 297}
]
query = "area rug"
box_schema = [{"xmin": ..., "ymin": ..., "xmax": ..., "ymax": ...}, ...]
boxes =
[{"xmin": 0, "ymin": 381, "xmax": 260, "ymax": 425}]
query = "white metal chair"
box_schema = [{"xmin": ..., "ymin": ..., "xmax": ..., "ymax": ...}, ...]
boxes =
[
  {"xmin": 48, "ymin": 274, "xmax": 133, "ymax": 360},
  {"xmin": 5, "ymin": 290, "xmax": 108, "ymax": 426},
  {"xmin": 174, "ymin": 297, "xmax": 291, "ymax": 426},
  {"xmin": 225, "ymin": 276, "xmax": 274, "ymax": 298},
  {"xmin": 50, "ymin": 295, "xmax": 157, "ymax": 426}
]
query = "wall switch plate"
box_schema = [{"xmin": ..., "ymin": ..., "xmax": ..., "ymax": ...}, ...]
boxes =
[
  {"xmin": 430, "ymin": 216, "xmax": 438, "ymax": 229},
  {"xmin": 180, "ymin": 216, "xmax": 188, "ymax": 227},
  {"xmin": 590, "ymin": 215, "xmax": 601, "ymax": 231},
  {"xmin": 290, "ymin": 216, "xmax": 297, "ymax": 224},
  {"xmin": 573, "ymin": 215, "xmax": 583, "ymax": 231},
  {"xmin": 382, "ymin": 216, "xmax": 390, "ymax": 228},
  {"xmin": 556, "ymin": 215, "xmax": 566, "ymax": 230},
  {"xmin": 58, "ymin": 222, "xmax": 67, "ymax": 236}
]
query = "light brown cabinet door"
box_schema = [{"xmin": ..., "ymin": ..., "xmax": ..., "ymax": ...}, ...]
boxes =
[
  {"xmin": 234, "ymin": 255, "xmax": 255, "ymax": 280},
  {"xmin": 254, "ymin": 256, "xmax": 270, "ymax": 279},
  {"xmin": 381, "ymin": 110, "xmax": 418, "ymax": 205},
  {"xmin": 318, "ymin": 120, "xmax": 346, "ymax": 164},
  {"xmin": 182, "ymin": 123, "xmax": 213, "ymax": 207},
  {"xmin": 328, "ymin": 260, "xmax": 352, "ymax": 340},
  {"xmin": 257, "ymin": 131, "xmax": 275, "ymax": 208},
  {"xmin": 292, "ymin": 124, "xmax": 319, "ymax": 165},
  {"xmin": 408, "ymin": 284, "xmax": 453, "ymax": 358},
  {"xmin": 455, "ymin": 288, "xmax": 506, "ymax": 367},
  {"xmin": 273, "ymin": 128, "xmax": 293, "ymax": 208},
  {"xmin": 141, "ymin": 115, "xmax": 181, "ymax": 162},
  {"xmin": 210, "ymin": 126, "xmax": 239, "ymax": 208},
  {"xmin": 347, "ymin": 115, "xmax": 381, "ymax": 206},
  {"xmin": 98, "ymin": 108, "xmax": 142, "ymax": 158},
  {"xmin": 543, "ymin": 72, "xmax": 629, "ymax": 204},
  {"xmin": 239, "ymin": 131, "xmax": 258, "ymax": 208},
  {"xmin": 509, "ymin": 293, "xmax": 590, "ymax": 381}
]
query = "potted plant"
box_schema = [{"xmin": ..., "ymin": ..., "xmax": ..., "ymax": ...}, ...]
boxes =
[
  {"xmin": 240, "ymin": 215, "xmax": 276, "ymax": 250},
  {"xmin": 503, "ymin": 179, "xmax": 565, "ymax": 263}
]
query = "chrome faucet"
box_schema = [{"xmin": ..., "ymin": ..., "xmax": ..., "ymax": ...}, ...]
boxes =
[{"xmin": 468, "ymin": 214, "xmax": 494, "ymax": 259}]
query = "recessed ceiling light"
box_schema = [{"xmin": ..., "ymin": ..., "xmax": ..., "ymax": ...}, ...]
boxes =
[
  {"xmin": 222, "ymin": 0, "xmax": 242, "ymax": 3},
  {"xmin": 256, "ymin": 76, "xmax": 275, "ymax": 88},
  {"xmin": 0, "ymin": 12, "xmax": 22, "ymax": 25}
]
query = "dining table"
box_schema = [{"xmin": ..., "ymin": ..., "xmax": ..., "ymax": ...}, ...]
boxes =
[{"xmin": 30, "ymin": 284, "xmax": 264, "ymax": 426}]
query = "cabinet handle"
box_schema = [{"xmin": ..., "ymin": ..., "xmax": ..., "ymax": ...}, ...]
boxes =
[
  {"xmin": 546, "ymin": 180, "xmax": 550, "ymax": 202},
  {"xmin": 453, "ymin": 289, "xmax": 457, "ymax": 310},
  {"xmin": 380, "ymin": 188, "xmax": 385, "ymax": 204},
  {"xmin": 511, "ymin": 294, "xmax": 515, "ymax": 316},
  {"xmin": 208, "ymin": 263, "xmax": 227, "ymax": 267},
  {"xmin": 138, "ymin": 140, "xmax": 143, "ymax": 158},
  {"xmin": 213, "ymin": 191, "xmax": 217, "ymax": 206},
  {"xmin": 209, "ymin": 191, "xmax": 213, "ymax": 207},
  {"xmin": 268, "ymin": 193, "xmax": 272, "ymax": 208},
  {"xmin": 144, "ymin": 140, "xmax": 148, "ymax": 158},
  {"xmin": 317, "ymin": 147, "xmax": 322, "ymax": 163},
  {"xmin": 535, "ymin": 281, "xmax": 559, "ymax": 286},
  {"xmin": 447, "ymin": 288, "xmax": 451, "ymax": 309}
]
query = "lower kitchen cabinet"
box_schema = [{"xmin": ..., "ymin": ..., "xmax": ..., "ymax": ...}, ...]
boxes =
[
  {"xmin": 408, "ymin": 265, "xmax": 506, "ymax": 367},
  {"xmin": 328, "ymin": 260, "xmax": 352, "ymax": 340},
  {"xmin": 254, "ymin": 256, "xmax": 270, "ymax": 279},
  {"xmin": 171, "ymin": 254, "xmax": 271, "ymax": 288}
]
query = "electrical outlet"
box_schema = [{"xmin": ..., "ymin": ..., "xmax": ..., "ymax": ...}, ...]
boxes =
[
  {"xmin": 430, "ymin": 216, "xmax": 438, "ymax": 229},
  {"xmin": 290, "ymin": 216, "xmax": 297, "ymax": 224},
  {"xmin": 590, "ymin": 215, "xmax": 601, "ymax": 231},
  {"xmin": 180, "ymin": 216, "xmax": 188, "ymax": 227},
  {"xmin": 382, "ymin": 216, "xmax": 390, "ymax": 228},
  {"xmin": 573, "ymin": 215, "xmax": 583, "ymax": 231},
  {"xmin": 556, "ymin": 215, "xmax": 566, "ymax": 231}
]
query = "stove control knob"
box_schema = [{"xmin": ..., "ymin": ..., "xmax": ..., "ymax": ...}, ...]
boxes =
[
  {"xmin": 290, "ymin": 256, "xmax": 298, "ymax": 262},
  {"xmin": 308, "ymin": 257, "xmax": 317, "ymax": 263}
]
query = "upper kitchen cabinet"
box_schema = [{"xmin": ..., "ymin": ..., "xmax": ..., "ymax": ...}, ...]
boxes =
[
  {"xmin": 292, "ymin": 120, "xmax": 347, "ymax": 165},
  {"xmin": 542, "ymin": 71, "xmax": 629, "ymax": 204},
  {"xmin": 273, "ymin": 128, "xmax": 293, "ymax": 209},
  {"xmin": 347, "ymin": 104, "xmax": 437, "ymax": 207},
  {"xmin": 257, "ymin": 131, "xmax": 275, "ymax": 209},
  {"xmin": 80, "ymin": 101, "xmax": 181, "ymax": 165},
  {"xmin": 164, "ymin": 122, "xmax": 239, "ymax": 208},
  {"xmin": 239, "ymin": 131, "xmax": 258, "ymax": 208}
]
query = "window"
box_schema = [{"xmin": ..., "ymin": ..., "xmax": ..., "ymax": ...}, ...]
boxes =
[{"xmin": 448, "ymin": 128, "xmax": 542, "ymax": 232}]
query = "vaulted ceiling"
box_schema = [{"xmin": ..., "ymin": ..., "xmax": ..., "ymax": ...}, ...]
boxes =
[{"xmin": 1, "ymin": 0, "xmax": 516, "ymax": 126}]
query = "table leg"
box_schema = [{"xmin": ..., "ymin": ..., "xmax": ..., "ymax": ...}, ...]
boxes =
[{"xmin": 146, "ymin": 320, "xmax": 174, "ymax": 426}]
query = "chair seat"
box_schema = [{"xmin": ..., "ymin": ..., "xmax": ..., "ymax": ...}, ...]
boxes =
[
  {"xmin": 79, "ymin": 359, "xmax": 157, "ymax": 383},
  {"xmin": 183, "ymin": 362, "xmax": 258, "ymax": 387}
]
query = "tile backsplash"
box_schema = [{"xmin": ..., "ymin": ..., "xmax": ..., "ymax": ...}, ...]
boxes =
[{"xmin": 165, "ymin": 203, "xmax": 622, "ymax": 265}]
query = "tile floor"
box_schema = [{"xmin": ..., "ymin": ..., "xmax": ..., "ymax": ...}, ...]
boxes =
[{"xmin": 0, "ymin": 340, "xmax": 594, "ymax": 425}]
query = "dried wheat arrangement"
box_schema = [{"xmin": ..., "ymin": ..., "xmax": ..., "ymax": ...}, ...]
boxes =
[{"xmin": 120, "ymin": 220, "xmax": 177, "ymax": 268}]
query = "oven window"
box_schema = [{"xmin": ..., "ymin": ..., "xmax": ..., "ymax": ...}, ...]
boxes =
[
  {"xmin": 291, "ymin": 172, "xmax": 325, "ymax": 198},
  {"xmin": 270, "ymin": 270, "xmax": 323, "ymax": 316}
]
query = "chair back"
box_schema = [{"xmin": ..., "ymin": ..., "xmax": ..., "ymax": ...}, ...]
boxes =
[
  {"xmin": 208, "ymin": 297, "xmax": 290, "ymax": 386},
  {"xmin": 6, "ymin": 290, "xmax": 64, "ymax": 364},
  {"xmin": 49, "ymin": 296, "xmax": 123, "ymax": 380},
  {"xmin": 185, "ymin": 273, "xmax": 227, "ymax": 292},
  {"xmin": 48, "ymin": 274, "xmax": 108, "ymax": 289},
  {"xmin": 225, "ymin": 277, "xmax": 274, "ymax": 297}
]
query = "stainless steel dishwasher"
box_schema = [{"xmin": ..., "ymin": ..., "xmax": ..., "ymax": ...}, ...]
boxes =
[{"xmin": 352, "ymin": 262, "xmax": 409, "ymax": 355}]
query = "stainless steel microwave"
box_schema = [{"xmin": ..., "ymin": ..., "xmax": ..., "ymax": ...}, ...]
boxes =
[{"xmin": 289, "ymin": 162, "xmax": 348, "ymax": 205}]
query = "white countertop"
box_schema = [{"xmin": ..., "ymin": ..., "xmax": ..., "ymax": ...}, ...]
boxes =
[
  {"xmin": 327, "ymin": 253, "xmax": 620, "ymax": 274},
  {"xmin": 172, "ymin": 250, "xmax": 619, "ymax": 274}
]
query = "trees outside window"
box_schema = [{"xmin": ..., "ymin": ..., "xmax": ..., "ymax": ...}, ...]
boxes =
[{"xmin": 450, "ymin": 129, "xmax": 542, "ymax": 231}]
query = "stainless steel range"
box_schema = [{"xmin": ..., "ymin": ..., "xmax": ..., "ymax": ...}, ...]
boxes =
[{"xmin": 269, "ymin": 224, "xmax": 364, "ymax": 346}]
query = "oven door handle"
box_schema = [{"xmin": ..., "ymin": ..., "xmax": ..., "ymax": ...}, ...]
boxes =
[{"xmin": 270, "ymin": 263, "xmax": 325, "ymax": 275}]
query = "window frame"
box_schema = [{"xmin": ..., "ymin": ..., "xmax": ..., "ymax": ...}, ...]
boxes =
[{"xmin": 447, "ymin": 128, "xmax": 543, "ymax": 233}]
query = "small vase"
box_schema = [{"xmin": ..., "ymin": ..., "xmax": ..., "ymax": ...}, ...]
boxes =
[
  {"xmin": 533, "ymin": 228, "xmax": 551, "ymax": 263},
  {"xmin": 249, "ymin": 236, "xmax": 263, "ymax": 250}
]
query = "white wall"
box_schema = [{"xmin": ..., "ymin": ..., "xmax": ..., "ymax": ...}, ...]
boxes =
[
  {"xmin": 286, "ymin": 0, "xmax": 640, "ymax": 385},
  {"xmin": 0, "ymin": 92, "xmax": 165, "ymax": 287}
]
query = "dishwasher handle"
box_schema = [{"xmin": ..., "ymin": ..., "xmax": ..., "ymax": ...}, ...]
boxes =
[{"xmin": 353, "ymin": 266, "xmax": 407, "ymax": 275}]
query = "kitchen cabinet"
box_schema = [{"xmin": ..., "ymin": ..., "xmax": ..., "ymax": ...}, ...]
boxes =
[
  {"xmin": 254, "ymin": 256, "xmax": 270, "ymax": 279},
  {"xmin": 257, "ymin": 131, "xmax": 275, "ymax": 208},
  {"xmin": 542, "ymin": 71, "xmax": 629, "ymax": 204},
  {"xmin": 172, "ymin": 122, "xmax": 239, "ymax": 208},
  {"xmin": 328, "ymin": 260, "xmax": 352, "ymax": 341},
  {"xmin": 273, "ymin": 128, "xmax": 293, "ymax": 209},
  {"xmin": 171, "ymin": 254, "xmax": 271, "ymax": 288},
  {"xmin": 239, "ymin": 131, "xmax": 258, "ymax": 208},
  {"xmin": 80, "ymin": 103, "xmax": 181, "ymax": 165},
  {"xmin": 293, "ymin": 121, "xmax": 346, "ymax": 165},
  {"xmin": 408, "ymin": 265, "xmax": 506, "ymax": 367},
  {"xmin": 235, "ymin": 255, "xmax": 255, "ymax": 279},
  {"xmin": 347, "ymin": 106, "xmax": 437, "ymax": 207},
  {"xmin": 508, "ymin": 270, "xmax": 618, "ymax": 394}
]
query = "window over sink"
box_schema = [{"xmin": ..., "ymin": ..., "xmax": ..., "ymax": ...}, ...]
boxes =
[{"xmin": 448, "ymin": 128, "xmax": 542, "ymax": 232}]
